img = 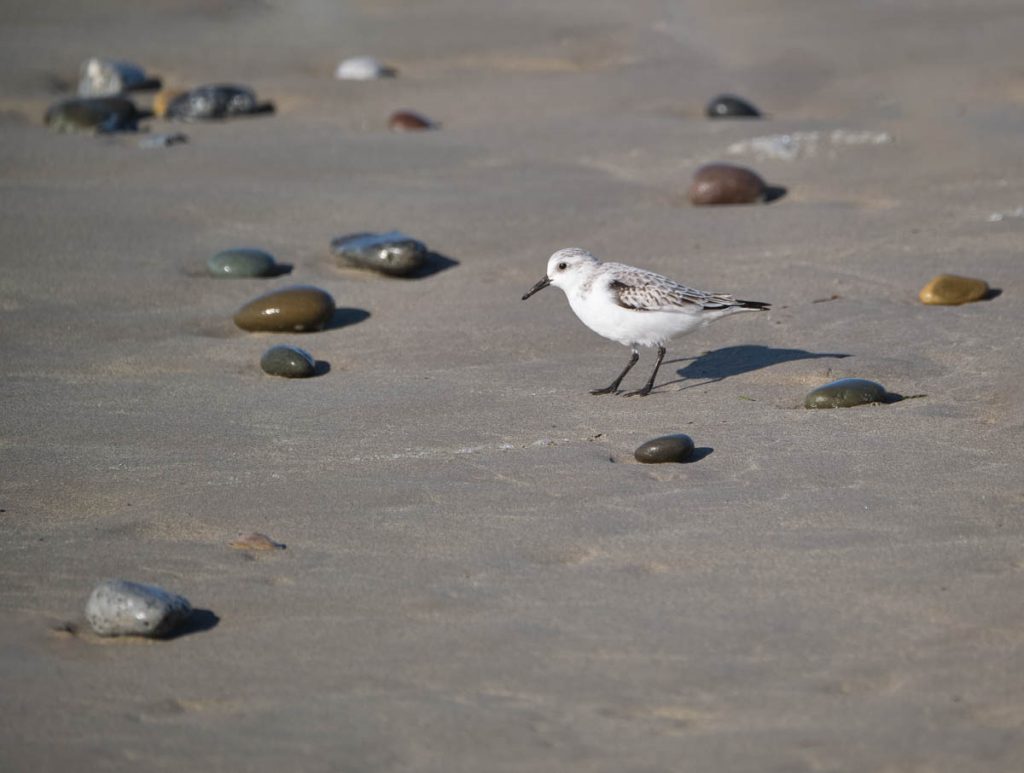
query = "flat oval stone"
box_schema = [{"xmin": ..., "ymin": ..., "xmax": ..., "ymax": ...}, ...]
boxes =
[
  {"xmin": 388, "ymin": 110, "xmax": 435, "ymax": 131},
  {"xmin": 689, "ymin": 163, "xmax": 766, "ymax": 205},
  {"xmin": 634, "ymin": 434, "xmax": 695, "ymax": 463},
  {"xmin": 207, "ymin": 248, "xmax": 278, "ymax": 278},
  {"xmin": 919, "ymin": 274, "xmax": 989, "ymax": 305},
  {"xmin": 804, "ymin": 378, "xmax": 887, "ymax": 409},
  {"xmin": 85, "ymin": 579, "xmax": 192, "ymax": 638},
  {"xmin": 706, "ymin": 94, "xmax": 761, "ymax": 118},
  {"xmin": 44, "ymin": 96, "xmax": 141, "ymax": 133},
  {"xmin": 78, "ymin": 58, "xmax": 159, "ymax": 97},
  {"xmin": 336, "ymin": 56, "xmax": 397, "ymax": 80},
  {"xmin": 260, "ymin": 344, "xmax": 316, "ymax": 377},
  {"xmin": 234, "ymin": 286, "xmax": 335, "ymax": 332},
  {"xmin": 330, "ymin": 231, "xmax": 427, "ymax": 276},
  {"xmin": 166, "ymin": 84, "xmax": 273, "ymax": 121}
]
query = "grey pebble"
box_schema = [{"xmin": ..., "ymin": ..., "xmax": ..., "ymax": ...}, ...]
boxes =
[
  {"xmin": 706, "ymin": 94, "xmax": 761, "ymax": 118},
  {"xmin": 804, "ymin": 378, "xmax": 887, "ymax": 408},
  {"xmin": 330, "ymin": 230, "xmax": 427, "ymax": 276},
  {"xmin": 85, "ymin": 579, "xmax": 193, "ymax": 637},
  {"xmin": 634, "ymin": 434, "xmax": 695, "ymax": 463},
  {"xmin": 166, "ymin": 84, "xmax": 273, "ymax": 121},
  {"xmin": 207, "ymin": 247, "xmax": 277, "ymax": 278},
  {"xmin": 139, "ymin": 132, "xmax": 188, "ymax": 149},
  {"xmin": 260, "ymin": 344, "xmax": 317, "ymax": 378}
]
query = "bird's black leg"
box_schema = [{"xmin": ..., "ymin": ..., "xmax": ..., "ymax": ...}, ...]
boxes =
[
  {"xmin": 628, "ymin": 346, "xmax": 666, "ymax": 397},
  {"xmin": 590, "ymin": 349, "xmax": 639, "ymax": 395}
]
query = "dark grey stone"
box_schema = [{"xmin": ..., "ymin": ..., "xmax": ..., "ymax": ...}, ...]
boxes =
[
  {"xmin": 635, "ymin": 434, "xmax": 695, "ymax": 463},
  {"xmin": 260, "ymin": 344, "xmax": 316, "ymax": 378},
  {"xmin": 330, "ymin": 231, "xmax": 427, "ymax": 277},
  {"xmin": 706, "ymin": 94, "xmax": 762, "ymax": 118},
  {"xmin": 207, "ymin": 248, "xmax": 277, "ymax": 278}
]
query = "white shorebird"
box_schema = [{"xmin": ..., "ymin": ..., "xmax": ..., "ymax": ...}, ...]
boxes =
[{"xmin": 522, "ymin": 247, "xmax": 770, "ymax": 396}]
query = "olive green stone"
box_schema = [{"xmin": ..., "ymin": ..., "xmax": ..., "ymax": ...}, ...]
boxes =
[
  {"xmin": 804, "ymin": 378, "xmax": 887, "ymax": 409},
  {"xmin": 260, "ymin": 344, "xmax": 316, "ymax": 378},
  {"xmin": 634, "ymin": 434, "xmax": 695, "ymax": 463},
  {"xmin": 688, "ymin": 163, "xmax": 766, "ymax": 205},
  {"xmin": 919, "ymin": 274, "xmax": 989, "ymax": 305},
  {"xmin": 208, "ymin": 248, "xmax": 277, "ymax": 278},
  {"xmin": 44, "ymin": 96, "xmax": 140, "ymax": 133},
  {"xmin": 233, "ymin": 286, "xmax": 335, "ymax": 332}
]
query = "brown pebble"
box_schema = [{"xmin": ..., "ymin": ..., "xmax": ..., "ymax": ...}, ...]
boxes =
[
  {"xmin": 230, "ymin": 532, "xmax": 286, "ymax": 551},
  {"xmin": 233, "ymin": 285, "xmax": 336, "ymax": 332},
  {"xmin": 919, "ymin": 274, "xmax": 989, "ymax": 305},
  {"xmin": 388, "ymin": 110, "xmax": 435, "ymax": 131},
  {"xmin": 688, "ymin": 163, "xmax": 766, "ymax": 205},
  {"xmin": 153, "ymin": 89, "xmax": 185, "ymax": 119}
]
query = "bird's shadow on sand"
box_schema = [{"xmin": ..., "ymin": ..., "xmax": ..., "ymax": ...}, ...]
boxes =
[{"xmin": 660, "ymin": 345, "xmax": 850, "ymax": 389}]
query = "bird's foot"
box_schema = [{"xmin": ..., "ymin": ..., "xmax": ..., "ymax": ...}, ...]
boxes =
[
  {"xmin": 624, "ymin": 386, "xmax": 654, "ymax": 397},
  {"xmin": 590, "ymin": 386, "xmax": 620, "ymax": 395}
]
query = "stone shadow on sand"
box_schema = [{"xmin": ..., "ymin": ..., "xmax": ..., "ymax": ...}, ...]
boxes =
[
  {"xmin": 404, "ymin": 251, "xmax": 459, "ymax": 279},
  {"xmin": 162, "ymin": 609, "xmax": 220, "ymax": 640},
  {"xmin": 662, "ymin": 345, "xmax": 850, "ymax": 389},
  {"xmin": 325, "ymin": 308, "xmax": 370, "ymax": 330}
]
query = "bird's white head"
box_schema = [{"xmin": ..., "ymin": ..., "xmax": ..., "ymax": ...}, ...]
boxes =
[{"xmin": 522, "ymin": 248, "xmax": 599, "ymax": 300}]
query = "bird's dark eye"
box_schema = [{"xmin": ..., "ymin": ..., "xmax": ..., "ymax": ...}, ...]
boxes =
[{"xmin": 557, "ymin": 262, "xmax": 567, "ymax": 270}]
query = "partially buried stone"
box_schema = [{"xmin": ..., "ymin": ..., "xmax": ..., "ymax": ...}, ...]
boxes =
[
  {"xmin": 45, "ymin": 96, "xmax": 141, "ymax": 133},
  {"xmin": 706, "ymin": 94, "xmax": 761, "ymax": 118},
  {"xmin": 85, "ymin": 579, "xmax": 192, "ymax": 638},
  {"xmin": 165, "ymin": 84, "xmax": 274, "ymax": 121},
  {"xmin": 919, "ymin": 274, "xmax": 989, "ymax": 305},
  {"xmin": 388, "ymin": 110, "xmax": 435, "ymax": 131},
  {"xmin": 139, "ymin": 132, "xmax": 187, "ymax": 149},
  {"xmin": 336, "ymin": 56, "xmax": 397, "ymax": 80},
  {"xmin": 78, "ymin": 57, "xmax": 160, "ymax": 97},
  {"xmin": 233, "ymin": 286, "xmax": 335, "ymax": 332},
  {"xmin": 230, "ymin": 532, "xmax": 286, "ymax": 551},
  {"xmin": 207, "ymin": 248, "xmax": 278, "ymax": 278},
  {"xmin": 689, "ymin": 163, "xmax": 766, "ymax": 205},
  {"xmin": 330, "ymin": 231, "xmax": 427, "ymax": 276},
  {"xmin": 804, "ymin": 378, "xmax": 887, "ymax": 409},
  {"xmin": 260, "ymin": 344, "xmax": 316, "ymax": 378},
  {"xmin": 634, "ymin": 434, "xmax": 695, "ymax": 463}
]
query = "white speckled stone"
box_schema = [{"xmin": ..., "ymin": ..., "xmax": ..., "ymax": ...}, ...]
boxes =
[
  {"xmin": 85, "ymin": 579, "xmax": 192, "ymax": 637},
  {"xmin": 335, "ymin": 56, "xmax": 396, "ymax": 80}
]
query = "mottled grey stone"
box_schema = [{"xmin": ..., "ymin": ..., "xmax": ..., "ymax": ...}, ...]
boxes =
[
  {"xmin": 330, "ymin": 231, "xmax": 427, "ymax": 276},
  {"xmin": 78, "ymin": 58, "xmax": 159, "ymax": 97},
  {"xmin": 85, "ymin": 579, "xmax": 192, "ymax": 637},
  {"xmin": 207, "ymin": 248, "xmax": 277, "ymax": 278},
  {"xmin": 804, "ymin": 378, "xmax": 887, "ymax": 409},
  {"xmin": 166, "ymin": 84, "xmax": 273, "ymax": 121},
  {"xmin": 260, "ymin": 344, "xmax": 316, "ymax": 378},
  {"xmin": 634, "ymin": 434, "xmax": 695, "ymax": 463}
]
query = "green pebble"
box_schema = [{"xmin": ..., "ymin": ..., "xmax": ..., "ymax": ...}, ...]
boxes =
[
  {"xmin": 260, "ymin": 345, "xmax": 316, "ymax": 378},
  {"xmin": 804, "ymin": 378, "xmax": 887, "ymax": 409},
  {"xmin": 634, "ymin": 434, "xmax": 695, "ymax": 463},
  {"xmin": 207, "ymin": 248, "xmax": 277, "ymax": 278}
]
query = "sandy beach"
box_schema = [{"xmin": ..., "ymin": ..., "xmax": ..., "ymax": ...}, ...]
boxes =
[{"xmin": 2, "ymin": 1, "xmax": 1024, "ymax": 770}]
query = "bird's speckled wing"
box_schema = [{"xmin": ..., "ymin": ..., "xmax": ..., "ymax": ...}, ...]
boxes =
[{"xmin": 602, "ymin": 263, "xmax": 740, "ymax": 312}]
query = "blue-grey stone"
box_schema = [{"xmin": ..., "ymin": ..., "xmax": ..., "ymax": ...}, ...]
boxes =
[
  {"xmin": 260, "ymin": 344, "xmax": 316, "ymax": 378},
  {"xmin": 85, "ymin": 579, "xmax": 192, "ymax": 637},
  {"xmin": 804, "ymin": 378, "xmax": 887, "ymax": 408},
  {"xmin": 330, "ymin": 231, "xmax": 427, "ymax": 276},
  {"xmin": 207, "ymin": 248, "xmax": 277, "ymax": 278}
]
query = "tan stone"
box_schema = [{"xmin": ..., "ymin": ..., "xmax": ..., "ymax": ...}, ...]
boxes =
[
  {"xmin": 919, "ymin": 274, "xmax": 989, "ymax": 305},
  {"xmin": 229, "ymin": 533, "xmax": 285, "ymax": 551},
  {"xmin": 152, "ymin": 89, "xmax": 185, "ymax": 118}
]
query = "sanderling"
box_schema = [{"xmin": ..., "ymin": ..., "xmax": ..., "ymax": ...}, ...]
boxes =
[{"xmin": 522, "ymin": 247, "xmax": 770, "ymax": 396}]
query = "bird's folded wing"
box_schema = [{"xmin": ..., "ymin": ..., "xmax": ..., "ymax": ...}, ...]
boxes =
[{"xmin": 610, "ymin": 276, "xmax": 735, "ymax": 312}]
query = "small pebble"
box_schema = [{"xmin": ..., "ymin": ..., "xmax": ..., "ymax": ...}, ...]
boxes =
[
  {"xmin": 335, "ymin": 56, "xmax": 397, "ymax": 80},
  {"xmin": 919, "ymin": 274, "xmax": 989, "ymax": 305},
  {"xmin": 388, "ymin": 110, "xmax": 436, "ymax": 131},
  {"xmin": 153, "ymin": 88, "xmax": 185, "ymax": 118},
  {"xmin": 85, "ymin": 579, "xmax": 192, "ymax": 638},
  {"xmin": 260, "ymin": 344, "xmax": 316, "ymax": 378},
  {"xmin": 233, "ymin": 285, "xmax": 336, "ymax": 332},
  {"xmin": 166, "ymin": 84, "xmax": 274, "ymax": 121},
  {"xmin": 44, "ymin": 96, "xmax": 141, "ymax": 133},
  {"xmin": 207, "ymin": 248, "xmax": 278, "ymax": 278},
  {"xmin": 139, "ymin": 132, "xmax": 188, "ymax": 149},
  {"xmin": 689, "ymin": 163, "xmax": 766, "ymax": 205},
  {"xmin": 634, "ymin": 434, "xmax": 695, "ymax": 463},
  {"xmin": 78, "ymin": 58, "xmax": 160, "ymax": 97},
  {"xmin": 706, "ymin": 94, "xmax": 761, "ymax": 118},
  {"xmin": 804, "ymin": 378, "xmax": 887, "ymax": 409},
  {"xmin": 230, "ymin": 532, "xmax": 286, "ymax": 551},
  {"xmin": 330, "ymin": 231, "xmax": 427, "ymax": 276}
]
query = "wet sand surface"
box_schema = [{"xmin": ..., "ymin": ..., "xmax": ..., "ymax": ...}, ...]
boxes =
[{"xmin": 2, "ymin": 1, "xmax": 1024, "ymax": 771}]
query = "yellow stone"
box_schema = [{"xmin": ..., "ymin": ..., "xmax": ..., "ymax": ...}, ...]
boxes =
[
  {"xmin": 152, "ymin": 89, "xmax": 185, "ymax": 118},
  {"xmin": 919, "ymin": 274, "xmax": 989, "ymax": 305}
]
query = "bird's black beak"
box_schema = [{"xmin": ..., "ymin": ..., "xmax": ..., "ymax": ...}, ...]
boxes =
[{"xmin": 522, "ymin": 276, "xmax": 551, "ymax": 300}]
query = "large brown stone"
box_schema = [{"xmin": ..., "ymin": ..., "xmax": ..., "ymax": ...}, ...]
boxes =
[
  {"xmin": 919, "ymin": 274, "xmax": 989, "ymax": 305},
  {"xmin": 688, "ymin": 163, "xmax": 766, "ymax": 205},
  {"xmin": 233, "ymin": 286, "xmax": 335, "ymax": 332}
]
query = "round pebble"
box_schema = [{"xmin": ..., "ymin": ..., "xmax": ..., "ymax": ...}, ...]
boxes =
[
  {"xmin": 388, "ymin": 110, "xmax": 435, "ymax": 131},
  {"xmin": 44, "ymin": 96, "xmax": 141, "ymax": 133},
  {"xmin": 78, "ymin": 58, "xmax": 159, "ymax": 97},
  {"xmin": 166, "ymin": 84, "xmax": 274, "ymax": 121},
  {"xmin": 85, "ymin": 579, "xmax": 192, "ymax": 638},
  {"xmin": 706, "ymin": 94, "xmax": 761, "ymax": 118},
  {"xmin": 689, "ymin": 163, "xmax": 767, "ymax": 205},
  {"xmin": 260, "ymin": 344, "xmax": 316, "ymax": 378},
  {"xmin": 230, "ymin": 532, "xmax": 286, "ymax": 551},
  {"xmin": 234, "ymin": 286, "xmax": 335, "ymax": 332},
  {"xmin": 634, "ymin": 434, "xmax": 695, "ymax": 463},
  {"xmin": 335, "ymin": 56, "xmax": 397, "ymax": 80},
  {"xmin": 207, "ymin": 248, "xmax": 278, "ymax": 278},
  {"xmin": 804, "ymin": 378, "xmax": 887, "ymax": 409},
  {"xmin": 919, "ymin": 274, "xmax": 989, "ymax": 305},
  {"xmin": 330, "ymin": 231, "xmax": 427, "ymax": 277}
]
